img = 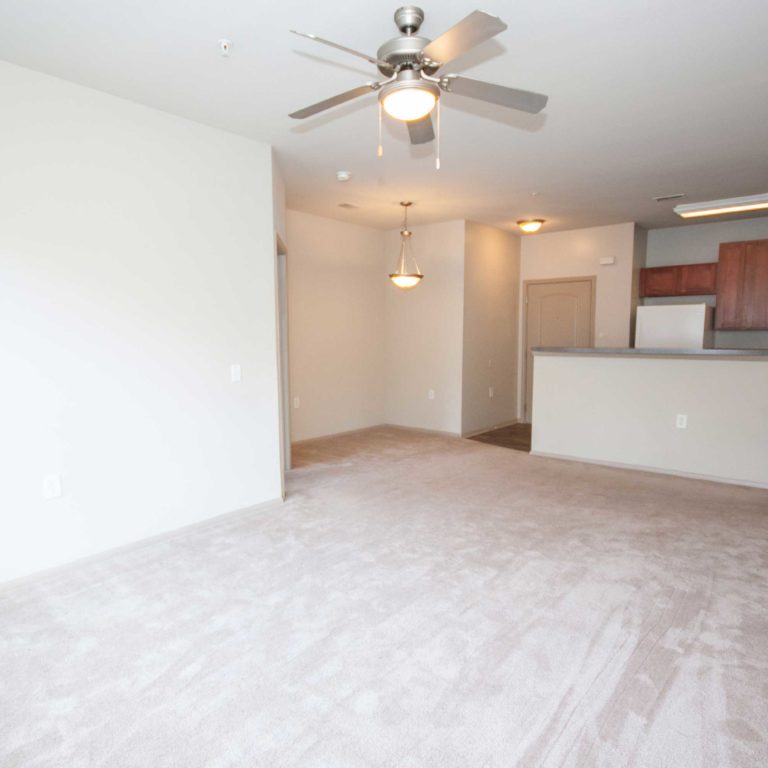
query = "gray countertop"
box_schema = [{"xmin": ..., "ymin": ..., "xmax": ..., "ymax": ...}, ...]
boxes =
[{"xmin": 532, "ymin": 347, "xmax": 768, "ymax": 358}]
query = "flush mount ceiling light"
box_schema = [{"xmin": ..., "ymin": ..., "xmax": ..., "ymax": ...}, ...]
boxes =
[
  {"xmin": 674, "ymin": 193, "xmax": 768, "ymax": 219},
  {"xmin": 389, "ymin": 201, "xmax": 423, "ymax": 289},
  {"xmin": 517, "ymin": 219, "xmax": 545, "ymax": 234}
]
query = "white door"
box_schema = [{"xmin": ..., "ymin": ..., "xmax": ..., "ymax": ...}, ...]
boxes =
[{"xmin": 524, "ymin": 279, "xmax": 594, "ymax": 422}]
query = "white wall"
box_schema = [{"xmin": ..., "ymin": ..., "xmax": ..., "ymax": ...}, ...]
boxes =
[
  {"xmin": 272, "ymin": 152, "xmax": 288, "ymax": 247},
  {"xmin": 645, "ymin": 216, "xmax": 768, "ymax": 349},
  {"xmin": 0, "ymin": 62, "xmax": 282, "ymax": 582},
  {"xmin": 531, "ymin": 352, "xmax": 768, "ymax": 487},
  {"xmin": 462, "ymin": 223, "xmax": 520, "ymax": 435},
  {"xmin": 286, "ymin": 210, "xmax": 386, "ymax": 441},
  {"xmin": 384, "ymin": 221, "xmax": 466, "ymax": 434}
]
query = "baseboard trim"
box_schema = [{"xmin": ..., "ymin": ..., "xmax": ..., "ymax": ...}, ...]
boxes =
[
  {"xmin": 530, "ymin": 450, "xmax": 768, "ymax": 490},
  {"xmin": 0, "ymin": 496, "xmax": 284, "ymax": 589},
  {"xmin": 382, "ymin": 423, "xmax": 461, "ymax": 438},
  {"xmin": 461, "ymin": 419, "xmax": 519, "ymax": 439},
  {"xmin": 291, "ymin": 424, "xmax": 386, "ymax": 446},
  {"xmin": 292, "ymin": 423, "xmax": 462, "ymax": 445}
]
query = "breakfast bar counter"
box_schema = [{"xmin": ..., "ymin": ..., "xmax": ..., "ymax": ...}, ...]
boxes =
[{"xmin": 530, "ymin": 347, "xmax": 768, "ymax": 487}]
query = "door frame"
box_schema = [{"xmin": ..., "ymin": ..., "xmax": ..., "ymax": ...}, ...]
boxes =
[
  {"xmin": 521, "ymin": 275, "xmax": 596, "ymax": 422},
  {"xmin": 275, "ymin": 234, "xmax": 290, "ymax": 498}
]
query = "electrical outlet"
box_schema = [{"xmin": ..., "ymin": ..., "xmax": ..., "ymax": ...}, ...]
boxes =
[
  {"xmin": 428, "ymin": 389, "xmax": 435, "ymax": 400},
  {"xmin": 488, "ymin": 386, "xmax": 494, "ymax": 398},
  {"xmin": 230, "ymin": 364, "xmax": 241, "ymax": 383},
  {"xmin": 676, "ymin": 414, "xmax": 688, "ymax": 429},
  {"xmin": 42, "ymin": 474, "xmax": 62, "ymax": 500},
  {"xmin": 293, "ymin": 397, "xmax": 300, "ymax": 409}
]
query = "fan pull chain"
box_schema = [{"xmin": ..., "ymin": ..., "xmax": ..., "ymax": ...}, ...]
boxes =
[
  {"xmin": 377, "ymin": 101, "xmax": 384, "ymax": 158},
  {"xmin": 435, "ymin": 98, "xmax": 441, "ymax": 170}
]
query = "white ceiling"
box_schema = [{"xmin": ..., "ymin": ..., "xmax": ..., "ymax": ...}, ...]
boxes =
[{"xmin": 1, "ymin": 0, "xmax": 767, "ymax": 232}]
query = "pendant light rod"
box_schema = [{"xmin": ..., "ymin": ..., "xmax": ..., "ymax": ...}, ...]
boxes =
[{"xmin": 401, "ymin": 200, "xmax": 412, "ymax": 231}]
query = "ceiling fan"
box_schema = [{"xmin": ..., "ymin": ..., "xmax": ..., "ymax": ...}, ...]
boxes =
[{"xmin": 288, "ymin": 5, "xmax": 548, "ymax": 149}]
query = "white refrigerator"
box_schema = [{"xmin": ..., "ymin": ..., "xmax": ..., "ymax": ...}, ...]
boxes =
[{"xmin": 635, "ymin": 304, "xmax": 714, "ymax": 349}]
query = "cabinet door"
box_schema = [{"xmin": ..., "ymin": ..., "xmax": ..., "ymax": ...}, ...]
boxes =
[
  {"xmin": 743, "ymin": 240, "xmax": 768, "ymax": 329},
  {"xmin": 715, "ymin": 242, "xmax": 745, "ymax": 329},
  {"xmin": 679, "ymin": 263, "xmax": 717, "ymax": 295},
  {"xmin": 640, "ymin": 266, "xmax": 680, "ymax": 297}
]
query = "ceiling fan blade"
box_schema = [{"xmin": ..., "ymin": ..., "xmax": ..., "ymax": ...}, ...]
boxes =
[
  {"xmin": 421, "ymin": 10, "xmax": 507, "ymax": 67},
  {"xmin": 289, "ymin": 83, "xmax": 379, "ymax": 119},
  {"xmin": 407, "ymin": 115, "xmax": 435, "ymax": 144},
  {"xmin": 290, "ymin": 30, "xmax": 393, "ymax": 72},
  {"xmin": 442, "ymin": 75, "xmax": 548, "ymax": 114}
]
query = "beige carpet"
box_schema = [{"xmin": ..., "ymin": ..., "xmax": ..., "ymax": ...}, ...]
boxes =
[{"xmin": 1, "ymin": 426, "xmax": 767, "ymax": 767}]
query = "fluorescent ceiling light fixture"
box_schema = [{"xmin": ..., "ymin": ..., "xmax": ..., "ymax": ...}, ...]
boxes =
[
  {"xmin": 673, "ymin": 193, "xmax": 768, "ymax": 219},
  {"xmin": 517, "ymin": 219, "xmax": 545, "ymax": 233}
]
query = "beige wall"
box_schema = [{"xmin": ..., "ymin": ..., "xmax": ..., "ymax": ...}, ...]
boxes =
[
  {"xmin": 286, "ymin": 214, "xmax": 521, "ymax": 439},
  {"xmin": 0, "ymin": 62, "xmax": 283, "ymax": 581},
  {"xmin": 384, "ymin": 221, "xmax": 467, "ymax": 434},
  {"xmin": 520, "ymin": 222, "xmax": 638, "ymax": 347},
  {"xmin": 461, "ymin": 222, "xmax": 520, "ymax": 435},
  {"xmin": 286, "ymin": 210, "xmax": 386, "ymax": 441},
  {"xmin": 645, "ymin": 216, "xmax": 768, "ymax": 349},
  {"xmin": 519, "ymin": 222, "xmax": 638, "ymax": 414},
  {"xmin": 531, "ymin": 352, "xmax": 768, "ymax": 487}
]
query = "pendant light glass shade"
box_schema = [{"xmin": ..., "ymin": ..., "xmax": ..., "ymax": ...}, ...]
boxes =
[{"xmin": 389, "ymin": 202, "xmax": 423, "ymax": 289}]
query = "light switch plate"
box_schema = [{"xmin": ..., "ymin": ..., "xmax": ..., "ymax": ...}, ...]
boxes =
[
  {"xmin": 676, "ymin": 414, "xmax": 688, "ymax": 429},
  {"xmin": 42, "ymin": 474, "xmax": 62, "ymax": 500},
  {"xmin": 230, "ymin": 364, "xmax": 241, "ymax": 383}
]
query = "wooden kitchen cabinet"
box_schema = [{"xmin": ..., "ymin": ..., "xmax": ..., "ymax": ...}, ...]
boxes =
[
  {"xmin": 679, "ymin": 263, "xmax": 718, "ymax": 295},
  {"xmin": 715, "ymin": 239, "xmax": 768, "ymax": 330},
  {"xmin": 639, "ymin": 262, "xmax": 718, "ymax": 297}
]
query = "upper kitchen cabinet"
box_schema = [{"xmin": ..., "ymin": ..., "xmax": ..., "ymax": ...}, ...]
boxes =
[
  {"xmin": 715, "ymin": 240, "xmax": 768, "ymax": 330},
  {"xmin": 639, "ymin": 262, "xmax": 718, "ymax": 297}
]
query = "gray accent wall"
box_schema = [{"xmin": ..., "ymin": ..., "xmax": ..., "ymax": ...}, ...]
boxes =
[{"xmin": 644, "ymin": 216, "xmax": 768, "ymax": 349}]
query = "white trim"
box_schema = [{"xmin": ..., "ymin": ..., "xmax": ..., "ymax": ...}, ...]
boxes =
[
  {"xmin": 530, "ymin": 450, "xmax": 768, "ymax": 490},
  {"xmin": 0, "ymin": 497, "xmax": 284, "ymax": 590},
  {"xmin": 461, "ymin": 419, "xmax": 519, "ymax": 438}
]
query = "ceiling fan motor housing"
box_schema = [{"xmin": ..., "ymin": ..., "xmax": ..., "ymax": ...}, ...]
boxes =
[
  {"xmin": 377, "ymin": 6, "xmax": 438, "ymax": 75},
  {"xmin": 394, "ymin": 6, "xmax": 424, "ymax": 34}
]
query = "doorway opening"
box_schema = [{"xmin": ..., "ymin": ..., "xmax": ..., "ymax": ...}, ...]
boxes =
[{"xmin": 522, "ymin": 276, "xmax": 595, "ymax": 423}]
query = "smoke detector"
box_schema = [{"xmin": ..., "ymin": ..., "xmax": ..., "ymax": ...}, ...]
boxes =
[{"xmin": 336, "ymin": 170, "xmax": 352, "ymax": 182}]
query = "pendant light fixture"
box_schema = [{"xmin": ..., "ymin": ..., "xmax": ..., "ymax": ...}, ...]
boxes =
[{"xmin": 389, "ymin": 202, "xmax": 424, "ymax": 289}]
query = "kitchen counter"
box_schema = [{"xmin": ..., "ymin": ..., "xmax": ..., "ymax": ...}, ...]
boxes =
[
  {"xmin": 532, "ymin": 347, "xmax": 768, "ymax": 358},
  {"xmin": 530, "ymin": 349, "xmax": 768, "ymax": 488}
]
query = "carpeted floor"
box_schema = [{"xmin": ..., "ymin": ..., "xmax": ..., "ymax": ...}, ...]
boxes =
[{"xmin": 1, "ymin": 426, "xmax": 767, "ymax": 767}]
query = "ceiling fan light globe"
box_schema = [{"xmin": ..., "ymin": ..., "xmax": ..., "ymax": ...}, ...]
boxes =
[{"xmin": 381, "ymin": 86, "xmax": 437, "ymax": 122}]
